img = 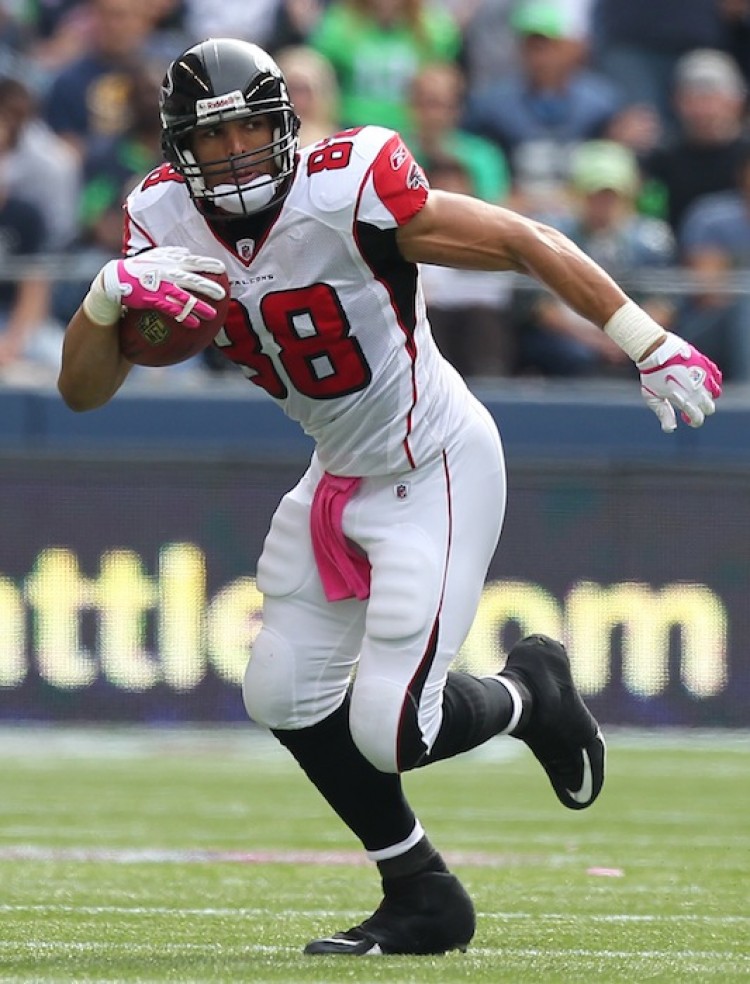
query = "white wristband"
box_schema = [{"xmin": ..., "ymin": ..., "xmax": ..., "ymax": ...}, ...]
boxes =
[
  {"xmin": 603, "ymin": 300, "xmax": 666, "ymax": 362},
  {"xmin": 81, "ymin": 271, "xmax": 122, "ymax": 326}
]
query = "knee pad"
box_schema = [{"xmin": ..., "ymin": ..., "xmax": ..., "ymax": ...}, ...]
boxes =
[
  {"xmin": 243, "ymin": 626, "xmax": 299, "ymax": 729},
  {"xmin": 349, "ymin": 677, "xmax": 402, "ymax": 774},
  {"xmin": 244, "ymin": 625, "xmax": 348, "ymax": 731},
  {"xmin": 350, "ymin": 674, "xmax": 445, "ymax": 774}
]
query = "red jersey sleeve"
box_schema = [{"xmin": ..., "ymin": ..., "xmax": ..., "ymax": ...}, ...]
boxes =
[{"xmin": 357, "ymin": 133, "xmax": 429, "ymax": 230}]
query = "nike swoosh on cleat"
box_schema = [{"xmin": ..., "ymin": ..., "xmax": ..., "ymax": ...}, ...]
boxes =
[
  {"xmin": 319, "ymin": 937, "xmax": 383, "ymax": 954},
  {"xmin": 565, "ymin": 747, "xmax": 594, "ymax": 804}
]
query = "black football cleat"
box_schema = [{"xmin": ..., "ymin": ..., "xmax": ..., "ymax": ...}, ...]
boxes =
[
  {"xmin": 501, "ymin": 634, "xmax": 606, "ymax": 810},
  {"xmin": 304, "ymin": 871, "xmax": 475, "ymax": 956}
]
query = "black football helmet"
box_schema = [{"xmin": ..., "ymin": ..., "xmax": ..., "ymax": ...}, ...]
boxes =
[{"xmin": 160, "ymin": 38, "xmax": 300, "ymax": 216}]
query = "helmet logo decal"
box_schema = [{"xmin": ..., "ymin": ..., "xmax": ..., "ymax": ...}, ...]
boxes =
[
  {"xmin": 251, "ymin": 46, "xmax": 280, "ymax": 75},
  {"xmin": 162, "ymin": 67, "xmax": 174, "ymax": 97},
  {"xmin": 196, "ymin": 90, "xmax": 245, "ymax": 119}
]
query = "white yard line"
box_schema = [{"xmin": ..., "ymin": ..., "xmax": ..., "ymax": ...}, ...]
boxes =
[
  {"xmin": 0, "ymin": 726, "xmax": 748, "ymax": 760},
  {"xmin": 1, "ymin": 903, "xmax": 748, "ymax": 924},
  {"xmin": 0, "ymin": 845, "xmax": 550, "ymax": 867},
  {"xmin": 0, "ymin": 940, "xmax": 747, "ymax": 963}
]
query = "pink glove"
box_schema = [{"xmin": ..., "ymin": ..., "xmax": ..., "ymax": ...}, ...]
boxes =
[
  {"xmin": 86, "ymin": 247, "xmax": 227, "ymax": 328},
  {"xmin": 637, "ymin": 332, "xmax": 722, "ymax": 432}
]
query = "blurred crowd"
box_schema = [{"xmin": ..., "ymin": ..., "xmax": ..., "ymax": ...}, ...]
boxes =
[{"xmin": 2, "ymin": 0, "xmax": 750, "ymax": 386}]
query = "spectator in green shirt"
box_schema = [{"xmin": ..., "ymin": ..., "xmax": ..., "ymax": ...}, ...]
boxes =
[
  {"xmin": 406, "ymin": 61, "xmax": 510, "ymax": 203},
  {"xmin": 310, "ymin": 0, "xmax": 462, "ymax": 132}
]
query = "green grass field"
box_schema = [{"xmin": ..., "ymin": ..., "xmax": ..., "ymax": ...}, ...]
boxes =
[{"xmin": 0, "ymin": 726, "xmax": 748, "ymax": 984}]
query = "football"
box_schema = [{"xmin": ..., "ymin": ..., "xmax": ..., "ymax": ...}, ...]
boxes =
[{"xmin": 118, "ymin": 270, "xmax": 231, "ymax": 367}]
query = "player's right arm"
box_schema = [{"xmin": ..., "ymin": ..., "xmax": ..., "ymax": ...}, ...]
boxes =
[
  {"xmin": 58, "ymin": 304, "xmax": 132, "ymax": 412},
  {"xmin": 58, "ymin": 247, "xmax": 227, "ymax": 411}
]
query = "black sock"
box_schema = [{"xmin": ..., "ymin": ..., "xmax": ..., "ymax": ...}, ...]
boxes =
[
  {"xmin": 377, "ymin": 835, "xmax": 448, "ymax": 886},
  {"xmin": 272, "ymin": 695, "xmax": 417, "ymax": 852},
  {"xmin": 413, "ymin": 670, "xmax": 531, "ymax": 768}
]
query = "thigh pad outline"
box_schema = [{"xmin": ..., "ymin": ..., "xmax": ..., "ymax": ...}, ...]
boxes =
[
  {"xmin": 256, "ymin": 495, "xmax": 313, "ymax": 599},
  {"xmin": 365, "ymin": 525, "xmax": 442, "ymax": 643}
]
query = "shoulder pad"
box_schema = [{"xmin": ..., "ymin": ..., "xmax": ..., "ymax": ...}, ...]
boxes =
[
  {"xmin": 123, "ymin": 164, "xmax": 193, "ymax": 251},
  {"xmin": 299, "ymin": 126, "xmax": 403, "ymax": 214}
]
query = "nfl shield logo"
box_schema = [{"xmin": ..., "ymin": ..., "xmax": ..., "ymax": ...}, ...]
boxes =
[{"xmin": 237, "ymin": 238, "xmax": 255, "ymax": 261}]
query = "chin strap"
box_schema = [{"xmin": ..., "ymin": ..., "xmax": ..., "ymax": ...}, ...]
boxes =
[{"xmin": 204, "ymin": 177, "xmax": 279, "ymax": 215}]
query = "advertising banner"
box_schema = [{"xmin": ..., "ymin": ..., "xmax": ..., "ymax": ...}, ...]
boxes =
[{"xmin": 1, "ymin": 456, "xmax": 747, "ymax": 726}]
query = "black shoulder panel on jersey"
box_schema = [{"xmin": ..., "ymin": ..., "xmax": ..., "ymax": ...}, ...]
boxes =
[{"xmin": 355, "ymin": 222, "xmax": 418, "ymax": 342}]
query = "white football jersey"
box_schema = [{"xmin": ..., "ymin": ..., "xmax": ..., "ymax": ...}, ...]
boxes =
[{"xmin": 123, "ymin": 126, "xmax": 472, "ymax": 475}]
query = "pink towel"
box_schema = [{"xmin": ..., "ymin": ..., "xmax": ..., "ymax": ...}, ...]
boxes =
[{"xmin": 310, "ymin": 472, "xmax": 371, "ymax": 602}]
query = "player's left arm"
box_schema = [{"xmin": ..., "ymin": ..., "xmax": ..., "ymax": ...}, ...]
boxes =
[{"xmin": 396, "ymin": 190, "xmax": 723, "ymax": 430}]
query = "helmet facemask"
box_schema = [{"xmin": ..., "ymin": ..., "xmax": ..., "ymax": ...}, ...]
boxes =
[{"xmin": 167, "ymin": 102, "xmax": 299, "ymax": 217}]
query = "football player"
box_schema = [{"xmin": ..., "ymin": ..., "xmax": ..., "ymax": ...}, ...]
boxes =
[{"xmin": 58, "ymin": 39, "xmax": 722, "ymax": 956}]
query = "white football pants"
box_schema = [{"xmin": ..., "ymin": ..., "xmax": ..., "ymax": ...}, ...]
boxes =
[{"xmin": 243, "ymin": 395, "xmax": 506, "ymax": 773}]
